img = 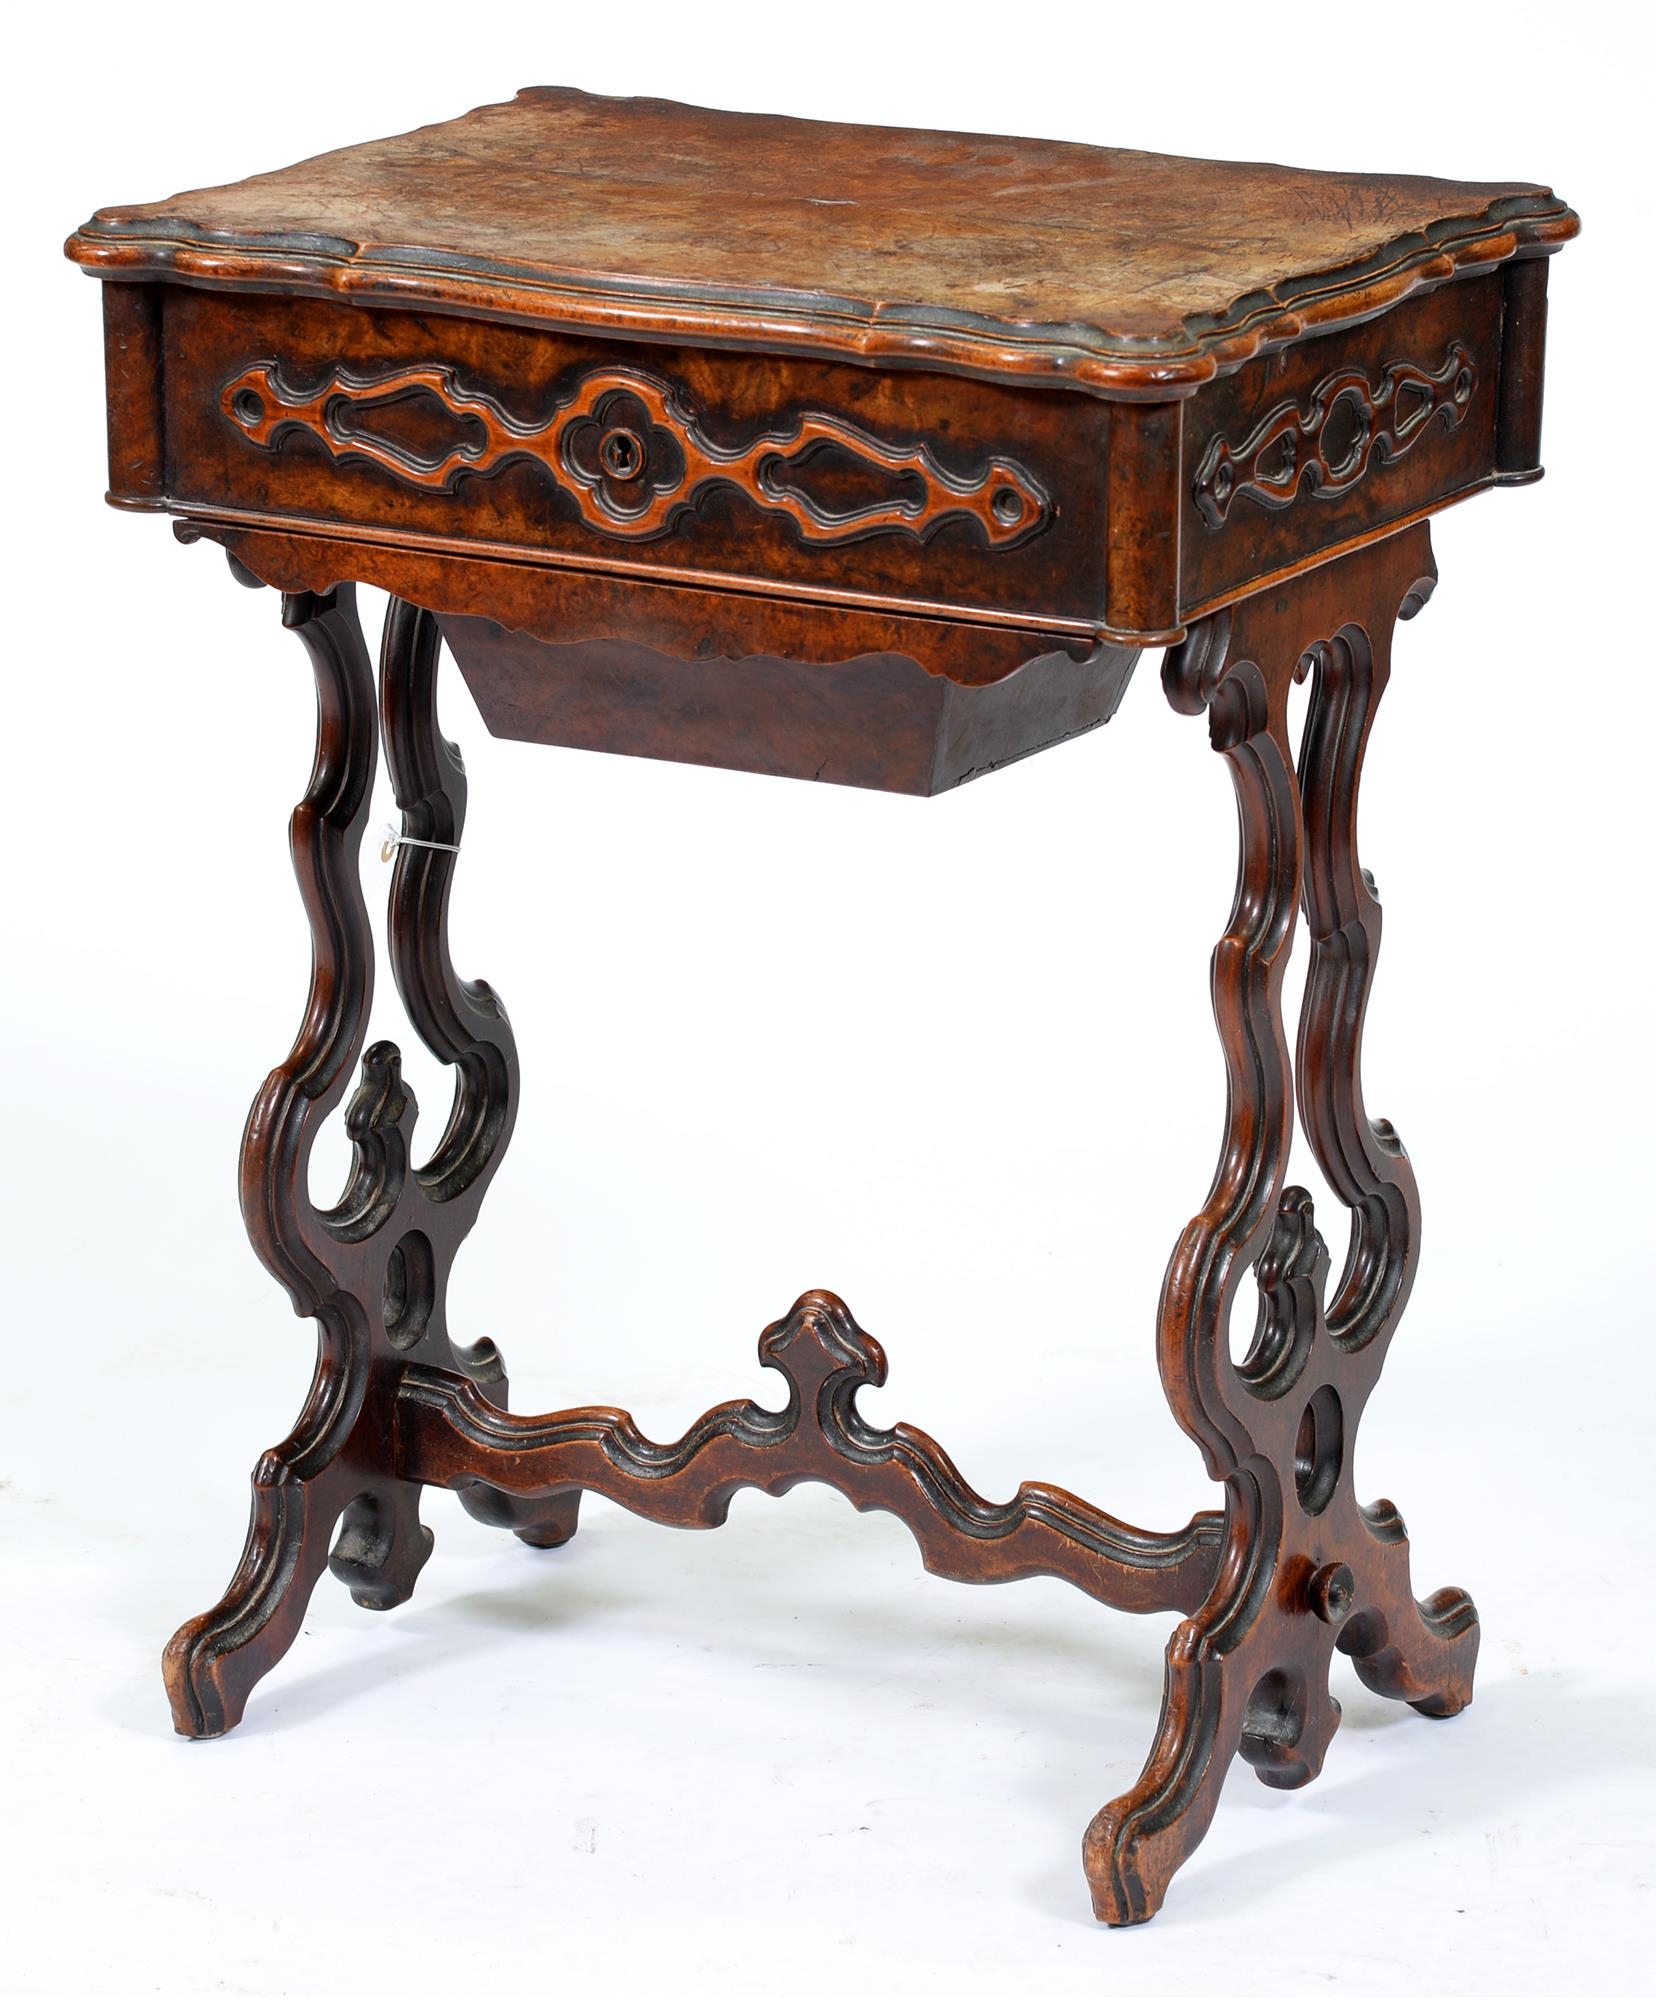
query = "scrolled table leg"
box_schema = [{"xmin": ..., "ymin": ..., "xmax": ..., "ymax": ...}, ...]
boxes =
[
  {"xmin": 164, "ymin": 578, "xmax": 572, "ymax": 1739},
  {"xmin": 164, "ymin": 583, "xmax": 435, "ymax": 1737},
  {"xmin": 378, "ymin": 596, "xmax": 579, "ymax": 1549},
  {"xmin": 1082, "ymin": 523, "xmax": 1479, "ymax": 1924}
]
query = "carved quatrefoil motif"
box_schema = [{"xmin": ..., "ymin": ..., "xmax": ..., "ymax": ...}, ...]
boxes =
[
  {"xmin": 222, "ymin": 360, "xmax": 1050, "ymax": 549},
  {"xmin": 1192, "ymin": 341, "xmax": 1477, "ymax": 529},
  {"xmin": 560, "ymin": 386, "xmax": 688, "ymax": 523}
]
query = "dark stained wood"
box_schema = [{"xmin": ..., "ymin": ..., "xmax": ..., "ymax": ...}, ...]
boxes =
[
  {"xmin": 1179, "ymin": 274, "xmax": 1501, "ymax": 616},
  {"xmin": 100, "ymin": 281, "xmax": 166, "ymax": 505},
  {"xmin": 85, "ymin": 253, "xmax": 1562, "ymax": 654},
  {"xmin": 66, "ymin": 87, "xmax": 1576, "ymax": 395},
  {"xmin": 154, "ymin": 290, "xmax": 1113, "ymax": 635},
  {"xmin": 1083, "ymin": 521, "xmax": 1478, "ymax": 1924},
  {"xmin": 180, "ymin": 517, "xmax": 1107, "ymax": 692},
  {"xmin": 223, "ymin": 355, "xmax": 1051, "ymax": 547},
  {"xmin": 164, "ymin": 582, "xmax": 426, "ymax": 1736},
  {"xmin": 402, "ymin": 1289, "xmax": 1223, "ymax": 1613},
  {"xmin": 68, "ymin": 90, "xmax": 1574, "ymax": 1926},
  {"xmin": 1105, "ymin": 402, "xmax": 1184, "ymax": 641},
  {"xmin": 436, "ymin": 617, "xmax": 1139, "ymax": 794},
  {"xmin": 164, "ymin": 587, "xmax": 571, "ymax": 1737},
  {"xmin": 1497, "ymin": 256, "xmax": 1552, "ymax": 480}
]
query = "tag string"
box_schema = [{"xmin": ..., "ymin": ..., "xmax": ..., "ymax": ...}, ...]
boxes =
[{"xmin": 380, "ymin": 822, "xmax": 462, "ymax": 863}]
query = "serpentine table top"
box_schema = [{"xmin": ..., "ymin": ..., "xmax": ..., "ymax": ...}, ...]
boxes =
[{"xmin": 69, "ymin": 85, "xmax": 1576, "ymax": 391}]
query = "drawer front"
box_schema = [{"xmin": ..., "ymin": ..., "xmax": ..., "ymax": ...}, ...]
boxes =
[
  {"xmin": 156, "ymin": 290, "xmax": 1109, "ymax": 630},
  {"xmin": 1180, "ymin": 273, "xmax": 1503, "ymax": 612}
]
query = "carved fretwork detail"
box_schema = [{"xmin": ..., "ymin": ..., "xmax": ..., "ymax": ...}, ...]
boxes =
[
  {"xmin": 397, "ymin": 1289, "xmax": 1223, "ymax": 1614},
  {"xmin": 1082, "ymin": 523, "xmax": 1480, "ymax": 1925},
  {"xmin": 160, "ymin": 535, "xmax": 1479, "ymax": 1929},
  {"xmin": 162, "ymin": 588, "xmax": 568, "ymax": 1740},
  {"xmin": 222, "ymin": 359, "xmax": 1051, "ymax": 549},
  {"xmin": 1192, "ymin": 342, "xmax": 1477, "ymax": 528}
]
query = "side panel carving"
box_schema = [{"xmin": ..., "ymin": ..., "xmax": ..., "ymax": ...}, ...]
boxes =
[
  {"xmin": 1192, "ymin": 342, "xmax": 1476, "ymax": 528},
  {"xmin": 1179, "ymin": 272, "xmax": 1503, "ymax": 614}
]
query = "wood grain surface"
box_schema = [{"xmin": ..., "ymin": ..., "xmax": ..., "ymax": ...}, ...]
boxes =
[{"xmin": 66, "ymin": 86, "xmax": 1577, "ymax": 393}]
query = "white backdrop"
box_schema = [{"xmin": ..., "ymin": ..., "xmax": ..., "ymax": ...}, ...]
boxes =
[{"xmin": 3, "ymin": 6, "xmax": 1649, "ymax": 1996}]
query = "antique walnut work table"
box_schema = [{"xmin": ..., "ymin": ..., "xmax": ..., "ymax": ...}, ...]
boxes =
[{"xmin": 66, "ymin": 88, "xmax": 1577, "ymax": 1924}]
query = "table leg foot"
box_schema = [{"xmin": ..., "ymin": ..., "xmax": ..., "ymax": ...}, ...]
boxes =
[
  {"xmin": 329, "ymin": 1483, "xmax": 438, "ymax": 1609},
  {"xmin": 1083, "ymin": 525, "xmax": 1479, "ymax": 1924},
  {"xmin": 164, "ymin": 1442, "xmax": 436, "ymax": 1739},
  {"xmin": 1082, "ymin": 1462, "xmax": 1478, "ymax": 1922}
]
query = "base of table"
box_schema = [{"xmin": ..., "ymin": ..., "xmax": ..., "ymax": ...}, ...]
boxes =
[{"xmin": 164, "ymin": 524, "xmax": 1479, "ymax": 1926}]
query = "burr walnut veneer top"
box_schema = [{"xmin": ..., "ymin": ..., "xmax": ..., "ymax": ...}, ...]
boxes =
[{"xmin": 66, "ymin": 86, "xmax": 1578, "ymax": 395}]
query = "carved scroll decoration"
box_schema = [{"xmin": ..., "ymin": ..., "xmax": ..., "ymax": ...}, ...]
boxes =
[
  {"xmin": 1082, "ymin": 523, "xmax": 1480, "ymax": 1925},
  {"xmin": 222, "ymin": 360, "xmax": 1051, "ymax": 548},
  {"xmin": 1192, "ymin": 341, "xmax": 1477, "ymax": 528},
  {"xmin": 162, "ymin": 536, "xmax": 1479, "ymax": 1927},
  {"xmin": 164, "ymin": 588, "xmax": 567, "ymax": 1740},
  {"xmin": 398, "ymin": 1288, "xmax": 1223, "ymax": 1616}
]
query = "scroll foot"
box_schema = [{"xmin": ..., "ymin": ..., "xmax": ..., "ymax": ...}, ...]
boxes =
[
  {"xmin": 164, "ymin": 1448, "xmax": 345, "ymax": 1738},
  {"xmin": 1083, "ymin": 1470, "xmax": 1477, "ymax": 1925}
]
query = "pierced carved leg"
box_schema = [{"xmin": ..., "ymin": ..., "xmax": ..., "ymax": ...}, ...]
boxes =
[
  {"xmin": 164, "ymin": 581, "xmax": 551, "ymax": 1737},
  {"xmin": 378, "ymin": 597, "xmax": 579, "ymax": 1550},
  {"xmin": 1082, "ymin": 524, "xmax": 1480, "ymax": 1925}
]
